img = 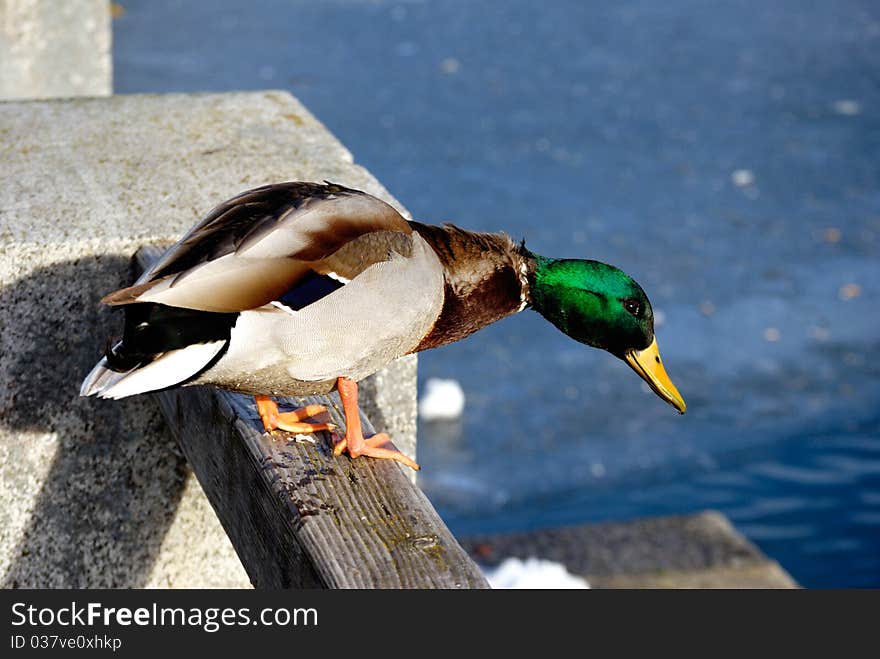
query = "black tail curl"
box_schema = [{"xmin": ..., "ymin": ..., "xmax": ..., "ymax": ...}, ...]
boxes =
[{"xmin": 104, "ymin": 303, "xmax": 238, "ymax": 373}]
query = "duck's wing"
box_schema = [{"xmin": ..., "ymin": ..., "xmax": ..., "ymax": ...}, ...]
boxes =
[{"xmin": 102, "ymin": 182, "xmax": 414, "ymax": 312}]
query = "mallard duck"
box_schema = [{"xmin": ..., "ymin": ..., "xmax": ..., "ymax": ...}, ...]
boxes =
[{"xmin": 81, "ymin": 181, "xmax": 685, "ymax": 471}]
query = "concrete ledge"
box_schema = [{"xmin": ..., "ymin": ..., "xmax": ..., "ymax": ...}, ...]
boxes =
[
  {"xmin": 0, "ymin": 91, "xmax": 417, "ymax": 587},
  {"xmin": 0, "ymin": 0, "xmax": 111, "ymax": 101},
  {"xmin": 462, "ymin": 511, "xmax": 799, "ymax": 589}
]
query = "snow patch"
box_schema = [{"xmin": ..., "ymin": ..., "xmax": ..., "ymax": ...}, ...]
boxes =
[
  {"xmin": 731, "ymin": 169, "xmax": 755, "ymax": 187},
  {"xmin": 418, "ymin": 378, "xmax": 465, "ymax": 421},
  {"xmin": 832, "ymin": 99, "xmax": 861, "ymax": 116},
  {"xmin": 482, "ymin": 557, "xmax": 590, "ymax": 589}
]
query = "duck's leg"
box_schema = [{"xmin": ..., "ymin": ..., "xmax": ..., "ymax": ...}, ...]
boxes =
[
  {"xmin": 332, "ymin": 377, "xmax": 420, "ymax": 471},
  {"xmin": 255, "ymin": 396, "xmax": 335, "ymax": 434}
]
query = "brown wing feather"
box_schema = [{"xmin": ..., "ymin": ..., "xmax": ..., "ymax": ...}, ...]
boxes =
[{"xmin": 102, "ymin": 182, "xmax": 412, "ymax": 312}]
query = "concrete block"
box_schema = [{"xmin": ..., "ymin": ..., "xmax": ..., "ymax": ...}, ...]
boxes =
[
  {"xmin": 0, "ymin": 0, "xmax": 111, "ymax": 101},
  {"xmin": 463, "ymin": 510, "xmax": 799, "ymax": 589},
  {"xmin": 0, "ymin": 91, "xmax": 418, "ymax": 587}
]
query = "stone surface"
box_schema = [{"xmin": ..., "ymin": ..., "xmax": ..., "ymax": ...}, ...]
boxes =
[
  {"xmin": 0, "ymin": 0, "xmax": 111, "ymax": 100},
  {"xmin": 0, "ymin": 91, "xmax": 418, "ymax": 587},
  {"xmin": 588, "ymin": 563, "xmax": 797, "ymax": 589},
  {"xmin": 462, "ymin": 510, "xmax": 799, "ymax": 589}
]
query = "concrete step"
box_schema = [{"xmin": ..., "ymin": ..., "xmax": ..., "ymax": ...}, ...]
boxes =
[
  {"xmin": 0, "ymin": 90, "xmax": 416, "ymax": 587},
  {"xmin": 462, "ymin": 510, "xmax": 798, "ymax": 588}
]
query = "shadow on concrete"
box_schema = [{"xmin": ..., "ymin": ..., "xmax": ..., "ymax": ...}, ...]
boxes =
[{"xmin": 0, "ymin": 255, "xmax": 188, "ymax": 587}]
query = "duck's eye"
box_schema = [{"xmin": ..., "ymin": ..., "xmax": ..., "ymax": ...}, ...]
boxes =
[{"xmin": 623, "ymin": 298, "xmax": 641, "ymax": 317}]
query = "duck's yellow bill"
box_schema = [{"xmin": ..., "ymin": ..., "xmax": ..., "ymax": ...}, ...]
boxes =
[{"xmin": 624, "ymin": 337, "xmax": 686, "ymax": 414}]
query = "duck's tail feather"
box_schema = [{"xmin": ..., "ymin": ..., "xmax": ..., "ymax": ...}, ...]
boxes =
[{"xmin": 80, "ymin": 340, "xmax": 226, "ymax": 399}]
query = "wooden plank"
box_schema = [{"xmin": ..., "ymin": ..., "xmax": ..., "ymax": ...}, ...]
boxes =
[{"xmin": 135, "ymin": 246, "xmax": 489, "ymax": 589}]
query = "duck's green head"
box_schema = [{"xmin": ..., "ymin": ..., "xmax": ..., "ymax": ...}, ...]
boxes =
[{"xmin": 529, "ymin": 255, "xmax": 686, "ymax": 413}]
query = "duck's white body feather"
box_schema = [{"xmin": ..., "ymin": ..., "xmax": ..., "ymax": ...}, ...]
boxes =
[
  {"xmin": 193, "ymin": 233, "xmax": 444, "ymax": 393},
  {"xmin": 81, "ymin": 182, "xmax": 446, "ymax": 400}
]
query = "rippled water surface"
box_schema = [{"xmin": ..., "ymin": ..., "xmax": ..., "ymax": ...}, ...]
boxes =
[{"xmin": 114, "ymin": 0, "xmax": 880, "ymax": 587}]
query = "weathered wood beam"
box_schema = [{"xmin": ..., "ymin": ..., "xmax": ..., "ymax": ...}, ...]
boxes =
[{"xmin": 137, "ymin": 247, "xmax": 489, "ymax": 589}]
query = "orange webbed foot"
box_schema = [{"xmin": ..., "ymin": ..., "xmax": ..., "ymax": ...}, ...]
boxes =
[
  {"xmin": 255, "ymin": 396, "xmax": 335, "ymax": 435},
  {"xmin": 332, "ymin": 378, "xmax": 420, "ymax": 471},
  {"xmin": 333, "ymin": 431, "xmax": 420, "ymax": 471}
]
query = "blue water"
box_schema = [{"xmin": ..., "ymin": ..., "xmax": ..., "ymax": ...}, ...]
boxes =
[{"xmin": 113, "ymin": 0, "xmax": 880, "ymax": 588}]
